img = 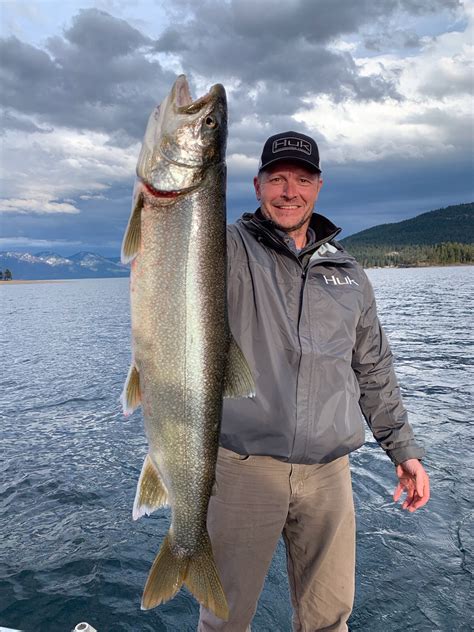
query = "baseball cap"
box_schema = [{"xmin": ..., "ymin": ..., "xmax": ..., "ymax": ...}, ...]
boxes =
[{"xmin": 258, "ymin": 131, "xmax": 321, "ymax": 173}]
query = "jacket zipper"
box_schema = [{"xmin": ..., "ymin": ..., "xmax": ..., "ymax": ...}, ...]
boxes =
[{"xmin": 297, "ymin": 251, "xmax": 359, "ymax": 459}]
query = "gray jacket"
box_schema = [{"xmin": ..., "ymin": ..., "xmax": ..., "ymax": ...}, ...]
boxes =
[{"xmin": 220, "ymin": 209, "xmax": 425, "ymax": 465}]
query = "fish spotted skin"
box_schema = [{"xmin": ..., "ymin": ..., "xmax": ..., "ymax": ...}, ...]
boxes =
[{"xmin": 120, "ymin": 75, "xmax": 254, "ymax": 620}]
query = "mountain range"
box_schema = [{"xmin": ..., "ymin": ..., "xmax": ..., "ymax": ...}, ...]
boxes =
[{"xmin": 0, "ymin": 251, "xmax": 129, "ymax": 280}]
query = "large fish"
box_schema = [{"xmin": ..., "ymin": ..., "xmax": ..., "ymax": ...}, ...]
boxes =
[{"xmin": 120, "ymin": 75, "xmax": 254, "ymax": 620}]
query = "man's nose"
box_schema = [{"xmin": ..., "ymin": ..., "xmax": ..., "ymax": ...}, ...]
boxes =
[{"xmin": 282, "ymin": 178, "xmax": 298, "ymax": 198}]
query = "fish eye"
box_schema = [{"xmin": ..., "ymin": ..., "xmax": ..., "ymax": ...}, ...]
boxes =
[{"xmin": 205, "ymin": 115, "xmax": 218, "ymax": 128}]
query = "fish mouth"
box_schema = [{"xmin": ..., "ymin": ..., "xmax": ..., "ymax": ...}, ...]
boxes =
[
  {"xmin": 142, "ymin": 180, "xmax": 197, "ymax": 199},
  {"xmin": 172, "ymin": 75, "xmax": 225, "ymax": 113}
]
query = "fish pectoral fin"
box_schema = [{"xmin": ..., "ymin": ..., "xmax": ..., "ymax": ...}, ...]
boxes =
[
  {"xmin": 141, "ymin": 534, "xmax": 188, "ymax": 610},
  {"xmin": 133, "ymin": 454, "xmax": 169, "ymax": 520},
  {"xmin": 184, "ymin": 532, "xmax": 229, "ymax": 621},
  {"xmin": 120, "ymin": 364, "xmax": 141, "ymax": 415},
  {"xmin": 121, "ymin": 188, "xmax": 143, "ymax": 263},
  {"xmin": 223, "ymin": 335, "xmax": 256, "ymax": 399}
]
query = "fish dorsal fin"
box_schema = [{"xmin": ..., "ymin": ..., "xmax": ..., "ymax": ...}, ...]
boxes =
[
  {"xmin": 133, "ymin": 454, "xmax": 169, "ymax": 520},
  {"xmin": 121, "ymin": 187, "xmax": 144, "ymax": 263},
  {"xmin": 223, "ymin": 335, "xmax": 256, "ymax": 398}
]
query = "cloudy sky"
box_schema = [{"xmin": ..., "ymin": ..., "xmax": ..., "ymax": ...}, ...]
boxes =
[{"xmin": 0, "ymin": 0, "xmax": 472, "ymax": 256}]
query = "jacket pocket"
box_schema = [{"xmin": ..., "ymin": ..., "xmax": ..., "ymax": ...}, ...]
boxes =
[{"xmin": 348, "ymin": 370, "xmax": 361, "ymax": 398}]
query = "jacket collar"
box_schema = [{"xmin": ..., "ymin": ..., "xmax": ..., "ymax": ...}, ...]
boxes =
[{"xmin": 239, "ymin": 207, "xmax": 342, "ymax": 257}]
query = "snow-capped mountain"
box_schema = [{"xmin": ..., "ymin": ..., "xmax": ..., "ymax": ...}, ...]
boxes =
[
  {"xmin": 0, "ymin": 251, "xmax": 129, "ymax": 280},
  {"xmin": 69, "ymin": 251, "xmax": 122, "ymax": 271},
  {"xmin": 34, "ymin": 251, "xmax": 74, "ymax": 267}
]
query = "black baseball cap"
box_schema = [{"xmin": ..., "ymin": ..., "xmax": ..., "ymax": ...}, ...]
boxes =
[{"xmin": 258, "ymin": 131, "xmax": 321, "ymax": 173}]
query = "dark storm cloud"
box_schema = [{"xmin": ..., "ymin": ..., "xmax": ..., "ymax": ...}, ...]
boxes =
[
  {"xmin": 313, "ymin": 148, "xmax": 473, "ymax": 238},
  {"xmin": 155, "ymin": 28, "xmax": 189, "ymax": 52},
  {"xmin": 157, "ymin": 0, "xmax": 460, "ymax": 107},
  {"xmin": 396, "ymin": 0, "xmax": 461, "ymax": 14},
  {"xmin": 64, "ymin": 6, "xmax": 147, "ymax": 57},
  {"xmin": 0, "ymin": 1, "xmax": 462, "ymax": 142},
  {"xmin": 0, "ymin": 110, "xmax": 52, "ymax": 135},
  {"xmin": 0, "ymin": 9, "xmax": 174, "ymax": 141},
  {"xmin": 168, "ymin": 0, "xmax": 460, "ymax": 44},
  {"xmin": 364, "ymin": 29, "xmax": 421, "ymax": 51},
  {"xmin": 235, "ymin": 43, "xmax": 399, "ymax": 101},
  {"xmin": 156, "ymin": 10, "xmax": 400, "ymax": 105}
]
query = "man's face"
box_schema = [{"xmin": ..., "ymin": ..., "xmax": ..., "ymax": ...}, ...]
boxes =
[{"xmin": 253, "ymin": 161, "xmax": 323, "ymax": 233}]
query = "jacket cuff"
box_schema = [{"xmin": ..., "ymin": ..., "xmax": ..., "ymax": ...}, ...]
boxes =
[{"xmin": 386, "ymin": 444, "xmax": 426, "ymax": 466}]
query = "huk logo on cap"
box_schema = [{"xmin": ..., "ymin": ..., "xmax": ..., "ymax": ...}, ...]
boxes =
[
  {"xmin": 259, "ymin": 131, "xmax": 321, "ymax": 172},
  {"xmin": 272, "ymin": 137, "xmax": 312, "ymax": 156}
]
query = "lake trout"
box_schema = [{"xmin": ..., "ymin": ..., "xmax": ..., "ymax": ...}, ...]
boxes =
[{"xmin": 120, "ymin": 75, "xmax": 254, "ymax": 620}]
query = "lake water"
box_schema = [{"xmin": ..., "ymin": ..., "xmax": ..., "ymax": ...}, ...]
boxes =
[{"xmin": 0, "ymin": 266, "xmax": 472, "ymax": 632}]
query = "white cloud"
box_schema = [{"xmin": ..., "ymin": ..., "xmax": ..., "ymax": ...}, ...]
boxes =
[
  {"xmin": 0, "ymin": 197, "xmax": 79, "ymax": 214},
  {"xmin": 79, "ymin": 194, "xmax": 107, "ymax": 200},
  {"xmin": 295, "ymin": 11, "xmax": 473, "ymax": 165},
  {"xmin": 0, "ymin": 126, "xmax": 139, "ymax": 214},
  {"xmin": 0, "ymin": 237, "xmax": 82, "ymax": 248},
  {"xmin": 227, "ymin": 153, "xmax": 258, "ymax": 172}
]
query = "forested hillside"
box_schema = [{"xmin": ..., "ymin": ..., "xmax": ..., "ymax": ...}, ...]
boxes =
[{"xmin": 340, "ymin": 203, "xmax": 473, "ymax": 267}]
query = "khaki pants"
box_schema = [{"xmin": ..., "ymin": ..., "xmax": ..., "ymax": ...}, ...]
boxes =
[{"xmin": 198, "ymin": 448, "xmax": 355, "ymax": 632}]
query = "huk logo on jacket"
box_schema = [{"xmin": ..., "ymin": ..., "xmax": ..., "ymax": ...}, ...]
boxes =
[{"xmin": 323, "ymin": 274, "xmax": 359, "ymax": 286}]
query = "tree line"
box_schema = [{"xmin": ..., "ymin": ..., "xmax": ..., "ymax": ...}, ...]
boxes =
[
  {"xmin": 341, "ymin": 203, "xmax": 474, "ymax": 249},
  {"xmin": 0, "ymin": 269, "xmax": 13, "ymax": 280},
  {"xmin": 344, "ymin": 242, "xmax": 474, "ymax": 268}
]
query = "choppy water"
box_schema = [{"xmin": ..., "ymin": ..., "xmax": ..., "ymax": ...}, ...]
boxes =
[{"xmin": 0, "ymin": 267, "xmax": 472, "ymax": 632}]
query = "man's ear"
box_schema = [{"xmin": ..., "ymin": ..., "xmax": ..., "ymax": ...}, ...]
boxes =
[{"xmin": 253, "ymin": 175, "xmax": 261, "ymax": 200}]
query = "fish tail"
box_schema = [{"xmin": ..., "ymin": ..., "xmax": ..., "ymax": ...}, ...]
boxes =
[
  {"xmin": 141, "ymin": 534, "xmax": 188, "ymax": 610},
  {"xmin": 141, "ymin": 532, "xmax": 229, "ymax": 621},
  {"xmin": 184, "ymin": 532, "xmax": 229, "ymax": 621}
]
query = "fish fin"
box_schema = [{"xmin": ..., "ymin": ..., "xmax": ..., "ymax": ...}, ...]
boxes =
[
  {"xmin": 120, "ymin": 364, "xmax": 141, "ymax": 414},
  {"xmin": 133, "ymin": 454, "xmax": 169, "ymax": 520},
  {"xmin": 184, "ymin": 532, "xmax": 229, "ymax": 621},
  {"xmin": 223, "ymin": 335, "xmax": 256, "ymax": 398},
  {"xmin": 121, "ymin": 189, "xmax": 143, "ymax": 263},
  {"xmin": 141, "ymin": 532, "xmax": 229, "ymax": 620},
  {"xmin": 141, "ymin": 534, "xmax": 188, "ymax": 610}
]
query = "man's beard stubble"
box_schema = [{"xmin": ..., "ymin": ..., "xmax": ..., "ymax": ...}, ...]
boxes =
[{"xmin": 261, "ymin": 206, "xmax": 313, "ymax": 234}]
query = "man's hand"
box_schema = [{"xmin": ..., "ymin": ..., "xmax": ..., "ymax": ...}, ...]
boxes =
[{"xmin": 393, "ymin": 459, "xmax": 430, "ymax": 512}]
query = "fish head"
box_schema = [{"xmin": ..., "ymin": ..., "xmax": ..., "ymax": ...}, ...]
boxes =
[{"xmin": 137, "ymin": 75, "xmax": 227, "ymax": 195}]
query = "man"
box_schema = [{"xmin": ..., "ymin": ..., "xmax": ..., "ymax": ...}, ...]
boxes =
[{"xmin": 198, "ymin": 131, "xmax": 430, "ymax": 632}]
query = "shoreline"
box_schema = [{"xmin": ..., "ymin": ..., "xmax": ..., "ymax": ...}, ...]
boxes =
[
  {"xmin": 0, "ymin": 279, "xmax": 69, "ymax": 285},
  {"xmin": 0, "ymin": 262, "xmax": 471, "ymax": 284},
  {"xmin": 364, "ymin": 262, "xmax": 473, "ymax": 269}
]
